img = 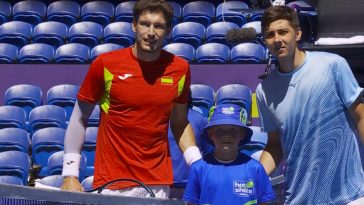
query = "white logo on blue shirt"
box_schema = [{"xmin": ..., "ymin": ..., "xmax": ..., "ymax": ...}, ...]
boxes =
[{"xmin": 233, "ymin": 180, "xmax": 255, "ymax": 197}]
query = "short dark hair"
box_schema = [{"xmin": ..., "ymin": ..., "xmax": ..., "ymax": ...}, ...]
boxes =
[
  {"xmin": 261, "ymin": 6, "xmax": 300, "ymax": 35},
  {"xmin": 133, "ymin": 0, "xmax": 174, "ymax": 29}
]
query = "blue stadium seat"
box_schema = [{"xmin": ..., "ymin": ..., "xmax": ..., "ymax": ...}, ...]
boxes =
[
  {"xmin": 47, "ymin": 1, "xmax": 80, "ymax": 27},
  {"xmin": 216, "ymin": 84, "xmax": 252, "ymax": 117},
  {"xmin": 115, "ymin": 1, "xmax": 136, "ymax": 23},
  {"xmin": 242, "ymin": 21, "xmax": 262, "ymax": 38},
  {"xmin": 190, "ymin": 84, "xmax": 215, "ymax": 117},
  {"xmin": 0, "ymin": 175, "xmax": 24, "ymax": 185},
  {"xmin": 55, "ymin": 43, "xmax": 90, "ymax": 64},
  {"xmin": 0, "ymin": 105, "xmax": 26, "ymax": 130},
  {"xmin": 69, "ymin": 21, "xmax": 103, "ymax": 48},
  {"xmin": 182, "ymin": 1, "xmax": 215, "ymax": 27},
  {"xmin": 81, "ymin": 175, "xmax": 94, "ymax": 191},
  {"xmin": 47, "ymin": 84, "xmax": 80, "ymax": 122},
  {"xmin": 206, "ymin": 22, "xmax": 239, "ymax": 45},
  {"xmin": 240, "ymin": 126, "xmax": 267, "ymax": 159},
  {"xmin": 18, "ymin": 43, "xmax": 54, "ymax": 64},
  {"xmin": 0, "ymin": 151, "xmax": 30, "ymax": 185},
  {"xmin": 38, "ymin": 175, "xmax": 64, "ymax": 188},
  {"xmin": 163, "ymin": 43, "xmax": 195, "ymax": 62},
  {"xmin": 83, "ymin": 127, "xmax": 98, "ymax": 177},
  {"xmin": 88, "ymin": 106, "xmax": 100, "ymax": 127},
  {"xmin": 0, "ymin": 128, "xmax": 29, "ymax": 153},
  {"xmin": 216, "ymin": 1, "xmax": 249, "ymax": 27},
  {"xmin": 230, "ymin": 43, "xmax": 266, "ymax": 64},
  {"xmin": 32, "ymin": 127, "xmax": 65, "ymax": 176},
  {"xmin": 0, "ymin": 1, "xmax": 11, "ymax": 25},
  {"xmin": 104, "ymin": 22, "xmax": 135, "ymax": 47},
  {"xmin": 28, "ymin": 105, "xmax": 67, "ymax": 134},
  {"xmin": 91, "ymin": 43, "xmax": 123, "ymax": 60},
  {"xmin": 0, "ymin": 21, "xmax": 32, "ymax": 48},
  {"xmin": 33, "ymin": 21, "xmax": 68, "ymax": 48},
  {"xmin": 248, "ymin": 10, "xmax": 264, "ymax": 22},
  {"xmin": 81, "ymin": 1, "xmax": 115, "ymax": 27},
  {"xmin": 46, "ymin": 151, "xmax": 86, "ymax": 180},
  {"xmin": 287, "ymin": 0, "xmax": 315, "ymax": 12},
  {"xmin": 171, "ymin": 22, "xmax": 205, "ymax": 48},
  {"xmin": 168, "ymin": 1, "xmax": 182, "ymax": 26},
  {"xmin": 12, "ymin": 0, "xmax": 46, "ymax": 26},
  {"xmin": 5, "ymin": 84, "xmax": 42, "ymax": 122},
  {"xmin": 195, "ymin": 43, "xmax": 230, "ymax": 64},
  {"xmin": 0, "ymin": 43, "xmax": 18, "ymax": 63}
]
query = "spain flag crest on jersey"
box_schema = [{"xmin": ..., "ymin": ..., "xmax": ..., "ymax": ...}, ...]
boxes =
[{"xmin": 161, "ymin": 76, "xmax": 173, "ymax": 85}]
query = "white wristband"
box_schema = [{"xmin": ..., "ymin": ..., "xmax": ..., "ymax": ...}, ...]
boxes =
[
  {"xmin": 62, "ymin": 153, "xmax": 81, "ymax": 177},
  {"xmin": 183, "ymin": 146, "xmax": 202, "ymax": 166}
]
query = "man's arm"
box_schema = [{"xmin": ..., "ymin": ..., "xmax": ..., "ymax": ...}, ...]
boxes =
[
  {"xmin": 259, "ymin": 130, "xmax": 283, "ymax": 175},
  {"xmin": 61, "ymin": 100, "xmax": 95, "ymax": 192},
  {"xmin": 349, "ymin": 95, "xmax": 364, "ymax": 144},
  {"xmin": 170, "ymin": 103, "xmax": 201, "ymax": 165}
]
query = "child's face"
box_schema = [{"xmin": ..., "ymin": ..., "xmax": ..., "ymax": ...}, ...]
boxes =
[{"xmin": 209, "ymin": 125, "xmax": 245, "ymax": 151}]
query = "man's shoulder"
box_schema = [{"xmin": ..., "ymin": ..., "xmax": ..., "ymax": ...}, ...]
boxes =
[{"xmin": 307, "ymin": 51, "xmax": 345, "ymax": 63}]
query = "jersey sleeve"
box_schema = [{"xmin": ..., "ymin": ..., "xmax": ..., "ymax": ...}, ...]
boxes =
[
  {"xmin": 78, "ymin": 56, "xmax": 106, "ymax": 103},
  {"xmin": 334, "ymin": 56, "xmax": 363, "ymax": 108},
  {"xmin": 183, "ymin": 161, "xmax": 201, "ymax": 204},
  {"xmin": 256, "ymin": 84, "xmax": 280, "ymax": 132},
  {"xmin": 174, "ymin": 64, "xmax": 191, "ymax": 104},
  {"xmin": 255, "ymin": 164, "xmax": 276, "ymax": 203}
]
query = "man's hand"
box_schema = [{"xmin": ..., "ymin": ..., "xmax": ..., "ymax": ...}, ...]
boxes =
[{"xmin": 61, "ymin": 176, "xmax": 83, "ymax": 192}]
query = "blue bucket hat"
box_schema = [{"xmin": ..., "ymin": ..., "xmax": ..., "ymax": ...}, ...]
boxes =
[{"xmin": 204, "ymin": 103, "xmax": 253, "ymax": 146}]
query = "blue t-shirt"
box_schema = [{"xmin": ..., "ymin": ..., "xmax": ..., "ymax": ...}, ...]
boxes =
[
  {"xmin": 183, "ymin": 153, "xmax": 276, "ymax": 205},
  {"xmin": 256, "ymin": 51, "xmax": 364, "ymax": 204}
]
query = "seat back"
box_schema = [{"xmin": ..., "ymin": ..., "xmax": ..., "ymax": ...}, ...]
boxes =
[
  {"xmin": 47, "ymin": 1, "xmax": 80, "ymax": 27},
  {"xmin": 38, "ymin": 174, "xmax": 64, "ymax": 188},
  {"xmin": 216, "ymin": 1, "xmax": 249, "ymax": 27},
  {"xmin": 47, "ymin": 84, "xmax": 80, "ymax": 121},
  {"xmin": 28, "ymin": 105, "xmax": 67, "ymax": 134},
  {"xmin": 0, "ymin": 175, "xmax": 24, "ymax": 185},
  {"xmin": 103, "ymin": 22, "xmax": 135, "ymax": 47},
  {"xmin": 206, "ymin": 22, "xmax": 239, "ymax": 45},
  {"xmin": 0, "ymin": 1, "xmax": 11, "ymax": 25},
  {"xmin": 18, "ymin": 43, "xmax": 55, "ymax": 64},
  {"xmin": 0, "ymin": 151, "xmax": 30, "ymax": 185},
  {"xmin": 33, "ymin": 21, "xmax": 68, "ymax": 48},
  {"xmin": 115, "ymin": 1, "xmax": 137, "ymax": 23},
  {"xmin": 182, "ymin": 1, "xmax": 215, "ymax": 27},
  {"xmin": 55, "ymin": 43, "xmax": 90, "ymax": 64},
  {"xmin": 5, "ymin": 84, "xmax": 42, "ymax": 121},
  {"xmin": 168, "ymin": 1, "xmax": 182, "ymax": 26},
  {"xmin": 47, "ymin": 151, "xmax": 86, "ymax": 180},
  {"xmin": 0, "ymin": 21, "xmax": 32, "ymax": 48},
  {"xmin": 0, "ymin": 105, "xmax": 26, "ymax": 130},
  {"xmin": 171, "ymin": 22, "xmax": 205, "ymax": 48},
  {"xmin": 163, "ymin": 43, "xmax": 195, "ymax": 62},
  {"xmin": 81, "ymin": 175, "xmax": 94, "ymax": 191},
  {"xmin": 242, "ymin": 21, "xmax": 262, "ymax": 42},
  {"xmin": 12, "ymin": 0, "xmax": 46, "ymax": 26},
  {"xmin": 88, "ymin": 106, "xmax": 100, "ymax": 127},
  {"xmin": 91, "ymin": 43, "xmax": 123, "ymax": 60},
  {"xmin": 0, "ymin": 43, "xmax": 18, "ymax": 63},
  {"xmin": 216, "ymin": 84, "xmax": 252, "ymax": 117},
  {"xmin": 195, "ymin": 43, "xmax": 230, "ymax": 64},
  {"xmin": 69, "ymin": 21, "xmax": 103, "ymax": 48},
  {"xmin": 190, "ymin": 84, "xmax": 214, "ymax": 117},
  {"xmin": 81, "ymin": 1, "xmax": 114, "ymax": 27},
  {"xmin": 231, "ymin": 43, "xmax": 266, "ymax": 64},
  {"xmin": 83, "ymin": 127, "xmax": 98, "ymax": 176},
  {"xmin": 0, "ymin": 128, "xmax": 29, "ymax": 153}
]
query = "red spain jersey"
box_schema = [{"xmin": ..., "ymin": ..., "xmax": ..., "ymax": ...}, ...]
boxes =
[{"xmin": 78, "ymin": 47, "xmax": 190, "ymax": 189}]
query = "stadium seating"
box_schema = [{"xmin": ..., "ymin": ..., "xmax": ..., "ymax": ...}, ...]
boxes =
[
  {"xmin": 33, "ymin": 21, "xmax": 69, "ymax": 48},
  {"xmin": 18, "ymin": 43, "xmax": 55, "ymax": 64},
  {"xmin": 91, "ymin": 43, "xmax": 123, "ymax": 60},
  {"xmin": 230, "ymin": 43, "xmax": 266, "ymax": 64},
  {"xmin": 81, "ymin": 175, "xmax": 94, "ymax": 191},
  {"xmin": 115, "ymin": 1, "xmax": 137, "ymax": 23},
  {"xmin": 46, "ymin": 151, "xmax": 86, "ymax": 180},
  {"xmin": 0, "ymin": 151, "xmax": 30, "ymax": 185},
  {"xmin": 28, "ymin": 105, "xmax": 67, "ymax": 134},
  {"xmin": 216, "ymin": 84, "xmax": 252, "ymax": 117},
  {"xmin": 163, "ymin": 43, "xmax": 195, "ymax": 62},
  {"xmin": 190, "ymin": 84, "xmax": 215, "ymax": 117},
  {"xmin": 47, "ymin": 84, "xmax": 80, "ymax": 122},
  {"xmin": 195, "ymin": 43, "xmax": 230, "ymax": 64},
  {"xmin": 37, "ymin": 174, "xmax": 64, "ymax": 188},
  {"xmin": 0, "ymin": 21, "xmax": 33, "ymax": 48},
  {"xmin": 168, "ymin": 1, "xmax": 182, "ymax": 26},
  {"xmin": 55, "ymin": 43, "xmax": 90, "ymax": 64},
  {"xmin": 81, "ymin": 1, "xmax": 115, "ymax": 27},
  {"xmin": 0, "ymin": 1, "xmax": 11, "ymax": 25},
  {"xmin": 103, "ymin": 22, "xmax": 135, "ymax": 47},
  {"xmin": 182, "ymin": 1, "xmax": 215, "ymax": 27},
  {"xmin": 242, "ymin": 21, "xmax": 262, "ymax": 38},
  {"xmin": 88, "ymin": 106, "xmax": 100, "ymax": 127},
  {"xmin": 69, "ymin": 21, "xmax": 103, "ymax": 48},
  {"xmin": 206, "ymin": 22, "xmax": 239, "ymax": 45},
  {"xmin": 12, "ymin": 0, "xmax": 46, "ymax": 26},
  {"xmin": 32, "ymin": 127, "xmax": 65, "ymax": 175},
  {"xmin": 83, "ymin": 127, "xmax": 98, "ymax": 177},
  {"xmin": 0, "ymin": 128, "xmax": 29, "ymax": 153},
  {"xmin": 171, "ymin": 22, "xmax": 205, "ymax": 48},
  {"xmin": 0, "ymin": 175, "xmax": 24, "ymax": 185},
  {"xmin": 240, "ymin": 126, "xmax": 268, "ymax": 160},
  {"xmin": 4, "ymin": 84, "xmax": 42, "ymax": 121},
  {"xmin": 47, "ymin": 1, "xmax": 81, "ymax": 27},
  {"xmin": 287, "ymin": 0, "xmax": 315, "ymax": 12},
  {"xmin": 215, "ymin": 1, "xmax": 249, "ymax": 27},
  {"xmin": 0, "ymin": 43, "xmax": 18, "ymax": 63},
  {"xmin": 0, "ymin": 105, "xmax": 26, "ymax": 130}
]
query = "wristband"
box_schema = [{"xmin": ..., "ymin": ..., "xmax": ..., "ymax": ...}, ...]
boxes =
[
  {"xmin": 183, "ymin": 146, "xmax": 202, "ymax": 166},
  {"xmin": 62, "ymin": 153, "xmax": 81, "ymax": 177}
]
